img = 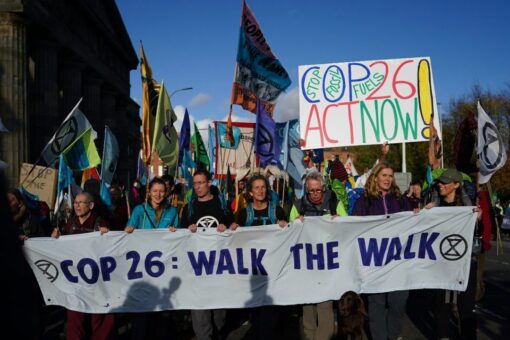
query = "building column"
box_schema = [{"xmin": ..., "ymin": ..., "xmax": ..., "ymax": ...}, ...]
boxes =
[
  {"xmin": 0, "ymin": 12, "xmax": 27, "ymax": 187},
  {"xmin": 30, "ymin": 40, "xmax": 59, "ymax": 162}
]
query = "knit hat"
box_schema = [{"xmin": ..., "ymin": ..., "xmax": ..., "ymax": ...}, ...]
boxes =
[{"xmin": 329, "ymin": 159, "xmax": 348, "ymax": 182}]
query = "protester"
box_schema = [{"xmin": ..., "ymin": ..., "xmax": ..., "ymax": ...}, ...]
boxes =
[
  {"xmin": 234, "ymin": 174, "xmax": 287, "ymax": 229},
  {"xmin": 404, "ymin": 180, "xmax": 423, "ymax": 209},
  {"xmin": 50, "ymin": 192, "xmax": 115, "ymax": 340},
  {"xmin": 288, "ymin": 171, "xmax": 347, "ymax": 340},
  {"xmin": 161, "ymin": 174, "xmax": 176, "ymax": 206},
  {"xmin": 352, "ymin": 162, "xmax": 413, "ymax": 340},
  {"xmin": 232, "ymin": 174, "xmax": 288, "ymax": 340},
  {"xmin": 7, "ymin": 188, "xmax": 44, "ymax": 241},
  {"xmin": 83, "ymin": 178, "xmax": 110, "ymax": 220},
  {"xmin": 129, "ymin": 179, "xmax": 145, "ymax": 207},
  {"xmin": 124, "ymin": 177, "xmax": 179, "ymax": 232},
  {"xmin": 180, "ymin": 168, "xmax": 236, "ymax": 340},
  {"xmin": 426, "ymin": 168, "xmax": 481, "ymax": 340},
  {"xmin": 108, "ymin": 184, "xmax": 129, "ymax": 231}
]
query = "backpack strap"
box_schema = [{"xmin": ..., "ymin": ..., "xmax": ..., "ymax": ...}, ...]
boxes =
[
  {"xmin": 246, "ymin": 202, "xmax": 254, "ymax": 226},
  {"xmin": 141, "ymin": 204, "xmax": 157, "ymax": 229},
  {"xmin": 268, "ymin": 199, "xmax": 277, "ymax": 224}
]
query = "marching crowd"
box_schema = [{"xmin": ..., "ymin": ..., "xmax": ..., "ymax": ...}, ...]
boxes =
[{"xmin": 8, "ymin": 141, "xmax": 505, "ymax": 340}]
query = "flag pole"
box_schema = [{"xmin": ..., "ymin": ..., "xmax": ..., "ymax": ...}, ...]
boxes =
[
  {"xmin": 21, "ymin": 98, "xmax": 84, "ymax": 187},
  {"xmin": 485, "ymin": 182, "xmax": 503, "ymax": 255}
]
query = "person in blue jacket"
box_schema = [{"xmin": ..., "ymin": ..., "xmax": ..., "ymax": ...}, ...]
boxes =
[
  {"xmin": 123, "ymin": 177, "xmax": 180, "ymax": 339},
  {"xmin": 125, "ymin": 177, "xmax": 179, "ymax": 232}
]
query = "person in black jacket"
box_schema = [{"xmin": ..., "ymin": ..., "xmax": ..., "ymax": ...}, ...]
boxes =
[{"xmin": 180, "ymin": 169, "xmax": 236, "ymax": 340}]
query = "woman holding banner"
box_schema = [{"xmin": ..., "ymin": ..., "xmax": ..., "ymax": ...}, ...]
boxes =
[
  {"xmin": 426, "ymin": 168, "xmax": 481, "ymax": 340},
  {"xmin": 123, "ymin": 177, "xmax": 180, "ymax": 339},
  {"xmin": 352, "ymin": 162, "xmax": 412, "ymax": 340},
  {"xmin": 233, "ymin": 174, "xmax": 288, "ymax": 340},
  {"xmin": 124, "ymin": 177, "xmax": 179, "ymax": 233}
]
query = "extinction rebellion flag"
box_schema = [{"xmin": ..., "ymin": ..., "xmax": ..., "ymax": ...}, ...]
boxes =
[
  {"xmin": 231, "ymin": 0, "xmax": 291, "ymax": 115},
  {"xmin": 477, "ymin": 101, "xmax": 507, "ymax": 184}
]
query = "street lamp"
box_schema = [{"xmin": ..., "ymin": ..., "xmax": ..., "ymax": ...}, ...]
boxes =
[{"xmin": 169, "ymin": 87, "xmax": 193, "ymax": 99}]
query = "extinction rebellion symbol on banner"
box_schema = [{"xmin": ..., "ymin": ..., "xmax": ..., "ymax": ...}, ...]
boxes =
[
  {"xmin": 440, "ymin": 234, "xmax": 467, "ymax": 261},
  {"xmin": 35, "ymin": 259, "xmax": 59, "ymax": 282}
]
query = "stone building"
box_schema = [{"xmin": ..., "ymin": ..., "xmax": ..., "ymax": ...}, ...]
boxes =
[{"xmin": 0, "ymin": 0, "xmax": 140, "ymax": 188}]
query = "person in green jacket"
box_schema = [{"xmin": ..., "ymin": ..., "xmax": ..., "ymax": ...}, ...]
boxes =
[
  {"xmin": 288, "ymin": 171, "xmax": 346, "ymax": 340},
  {"xmin": 289, "ymin": 171, "xmax": 347, "ymax": 222}
]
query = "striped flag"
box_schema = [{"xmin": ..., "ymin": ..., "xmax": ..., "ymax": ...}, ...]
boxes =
[
  {"xmin": 62, "ymin": 128, "xmax": 101, "ymax": 171},
  {"xmin": 41, "ymin": 99, "xmax": 93, "ymax": 165}
]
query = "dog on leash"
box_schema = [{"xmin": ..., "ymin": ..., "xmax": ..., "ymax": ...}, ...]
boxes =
[{"xmin": 337, "ymin": 291, "xmax": 366, "ymax": 340}]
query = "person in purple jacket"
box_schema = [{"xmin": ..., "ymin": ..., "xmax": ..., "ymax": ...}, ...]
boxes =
[{"xmin": 352, "ymin": 162, "xmax": 412, "ymax": 340}]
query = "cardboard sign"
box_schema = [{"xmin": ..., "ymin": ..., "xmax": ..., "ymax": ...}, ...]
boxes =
[
  {"xmin": 298, "ymin": 57, "xmax": 441, "ymax": 149},
  {"xmin": 19, "ymin": 163, "xmax": 58, "ymax": 207}
]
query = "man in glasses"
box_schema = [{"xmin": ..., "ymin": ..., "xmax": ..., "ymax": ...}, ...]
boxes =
[
  {"xmin": 288, "ymin": 171, "xmax": 347, "ymax": 340},
  {"xmin": 51, "ymin": 192, "xmax": 113, "ymax": 339}
]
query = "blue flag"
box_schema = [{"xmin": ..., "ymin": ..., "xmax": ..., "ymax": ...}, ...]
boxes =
[
  {"xmin": 217, "ymin": 123, "xmax": 241, "ymax": 149},
  {"xmin": 254, "ymin": 100, "xmax": 277, "ymax": 167},
  {"xmin": 287, "ymin": 120, "xmax": 306, "ymax": 198},
  {"xmin": 276, "ymin": 121, "xmax": 289, "ymax": 169},
  {"xmin": 178, "ymin": 108, "xmax": 191, "ymax": 166},
  {"xmin": 181, "ymin": 149, "xmax": 196, "ymax": 187},
  {"xmin": 101, "ymin": 126, "xmax": 119, "ymax": 185},
  {"xmin": 57, "ymin": 154, "xmax": 74, "ymax": 195}
]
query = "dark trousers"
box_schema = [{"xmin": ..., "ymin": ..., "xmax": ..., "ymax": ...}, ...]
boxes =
[
  {"xmin": 66, "ymin": 310, "xmax": 115, "ymax": 340},
  {"xmin": 435, "ymin": 259, "xmax": 477, "ymax": 339},
  {"xmin": 251, "ymin": 306, "xmax": 278, "ymax": 340},
  {"xmin": 191, "ymin": 309, "xmax": 226, "ymax": 340},
  {"xmin": 367, "ymin": 290, "xmax": 408, "ymax": 340}
]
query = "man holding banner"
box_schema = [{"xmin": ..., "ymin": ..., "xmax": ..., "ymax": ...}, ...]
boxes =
[
  {"xmin": 180, "ymin": 169, "xmax": 235, "ymax": 340},
  {"xmin": 289, "ymin": 171, "xmax": 347, "ymax": 340}
]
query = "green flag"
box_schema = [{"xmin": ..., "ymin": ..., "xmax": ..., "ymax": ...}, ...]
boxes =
[
  {"xmin": 191, "ymin": 121, "xmax": 210, "ymax": 168},
  {"xmin": 152, "ymin": 81, "xmax": 179, "ymax": 168}
]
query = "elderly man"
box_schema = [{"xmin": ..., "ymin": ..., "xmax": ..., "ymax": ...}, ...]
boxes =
[
  {"xmin": 289, "ymin": 171, "xmax": 347, "ymax": 340},
  {"xmin": 51, "ymin": 191, "xmax": 114, "ymax": 339}
]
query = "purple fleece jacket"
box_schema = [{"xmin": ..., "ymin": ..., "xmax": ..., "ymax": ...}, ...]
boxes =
[{"xmin": 352, "ymin": 192, "xmax": 412, "ymax": 216}]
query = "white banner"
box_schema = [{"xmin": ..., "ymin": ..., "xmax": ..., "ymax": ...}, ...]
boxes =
[
  {"xmin": 298, "ymin": 57, "xmax": 441, "ymax": 149},
  {"xmin": 24, "ymin": 207, "xmax": 476, "ymax": 313}
]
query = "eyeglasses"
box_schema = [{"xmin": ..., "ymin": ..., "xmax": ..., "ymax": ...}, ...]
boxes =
[
  {"xmin": 307, "ymin": 189, "xmax": 323, "ymax": 194},
  {"xmin": 73, "ymin": 201, "xmax": 90, "ymax": 205}
]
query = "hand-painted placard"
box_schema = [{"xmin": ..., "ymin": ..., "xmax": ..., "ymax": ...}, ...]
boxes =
[{"xmin": 298, "ymin": 57, "xmax": 441, "ymax": 149}]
